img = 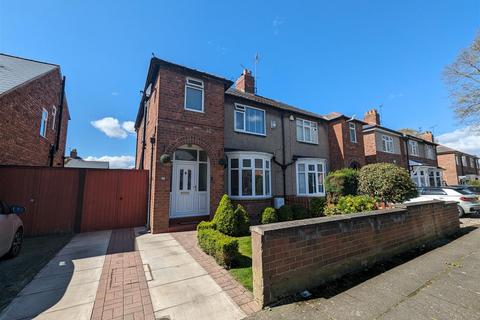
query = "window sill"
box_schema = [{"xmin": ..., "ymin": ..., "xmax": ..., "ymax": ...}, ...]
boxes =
[
  {"xmin": 296, "ymin": 193, "xmax": 326, "ymax": 197},
  {"xmin": 296, "ymin": 140, "xmax": 318, "ymax": 145},
  {"xmin": 184, "ymin": 108, "xmax": 205, "ymax": 114},
  {"xmin": 233, "ymin": 129, "xmax": 266, "ymax": 137},
  {"xmin": 229, "ymin": 196, "xmax": 272, "ymax": 201}
]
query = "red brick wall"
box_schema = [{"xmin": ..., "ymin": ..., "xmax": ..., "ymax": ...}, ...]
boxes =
[
  {"xmin": 0, "ymin": 69, "xmax": 69, "ymax": 167},
  {"xmin": 233, "ymin": 198, "xmax": 273, "ymax": 224},
  {"xmin": 145, "ymin": 66, "xmax": 227, "ymax": 233},
  {"xmin": 251, "ymin": 201, "xmax": 459, "ymax": 306},
  {"xmin": 438, "ymin": 153, "xmax": 458, "ymax": 185},
  {"xmin": 363, "ymin": 132, "xmax": 408, "ymax": 169},
  {"xmin": 328, "ymin": 119, "xmax": 366, "ymax": 170}
]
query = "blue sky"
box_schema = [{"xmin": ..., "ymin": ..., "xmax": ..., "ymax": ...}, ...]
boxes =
[{"xmin": 1, "ymin": 0, "xmax": 479, "ymax": 167}]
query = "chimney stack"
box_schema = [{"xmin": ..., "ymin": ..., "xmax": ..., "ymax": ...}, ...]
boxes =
[
  {"xmin": 364, "ymin": 109, "xmax": 381, "ymax": 126},
  {"xmin": 235, "ymin": 69, "xmax": 255, "ymax": 94},
  {"xmin": 420, "ymin": 131, "xmax": 434, "ymax": 142},
  {"xmin": 70, "ymin": 148, "xmax": 78, "ymax": 158}
]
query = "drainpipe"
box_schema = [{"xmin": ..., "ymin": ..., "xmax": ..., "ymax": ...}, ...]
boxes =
[
  {"xmin": 146, "ymin": 129, "xmax": 156, "ymax": 231},
  {"xmin": 139, "ymin": 99, "xmax": 149, "ymax": 169},
  {"xmin": 404, "ymin": 136, "xmax": 411, "ymax": 174},
  {"xmin": 272, "ymin": 110, "xmax": 295, "ymax": 197},
  {"xmin": 55, "ymin": 76, "xmax": 66, "ymax": 152}
]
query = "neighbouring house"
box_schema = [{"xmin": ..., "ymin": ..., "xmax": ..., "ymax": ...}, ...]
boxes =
[
  {"xmin": 437, "ymin": 145, "xmax": 480, "ymax": 185},
  {"xmin": 135, "ymin": 58, "xmax": 330, "ymax": 233},
  {"xmin": 325, "ymin": 112, "xmax": 367, "ymax": 170},
  {"xmin": 0, "ymin": 53, "xmax": 69, "ymax": 167},
  {"xmin": 64, "ymin": 149, "xmax": 109, "ymax": 169}
]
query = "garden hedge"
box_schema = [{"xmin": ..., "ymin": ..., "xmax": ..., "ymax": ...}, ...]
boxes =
[{"xmin": 197, "ymin": 228, "xmax": 239, "ymax": 268}]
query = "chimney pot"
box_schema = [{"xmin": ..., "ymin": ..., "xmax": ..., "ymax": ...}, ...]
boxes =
[{"xmin": 235, "ymin": 69, "xmax": 255, "ymax": 94}]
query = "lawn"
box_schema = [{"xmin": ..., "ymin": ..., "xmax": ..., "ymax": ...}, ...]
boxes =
[
  {"xmin": 229, "ymin": 236, "xmax": 253, "ymax": 291},
  {"xmin": 0, "ymin": 233, "xmax": 73, "ymax": 312}
]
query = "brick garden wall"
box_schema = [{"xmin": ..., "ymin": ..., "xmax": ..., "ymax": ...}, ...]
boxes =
[{"xmin": 251, "ymin": 200, "xmax": 459, "ymax": 306}]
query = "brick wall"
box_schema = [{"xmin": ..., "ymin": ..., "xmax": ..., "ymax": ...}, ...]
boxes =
[
  {"xmin": 0, "ymin": 69, "xmax": 69, "ymax": 167},
  {"xmin": 146, "ymin": 65, "xmax": 227, "ymax": 233},
  {"xmin": 437, "ymin": 153, "xmax": 458, "ymax": 185},
  {"xmin": 233, "ymin": 198, "xmax": 273, "ymax": 224},
  {"xmin": 251, "ymin": 200, "xmax": 459, "ymax": 306},
  {"xmin": 328, "ymin": 119, "xmax": 365, "ymax": 170}
]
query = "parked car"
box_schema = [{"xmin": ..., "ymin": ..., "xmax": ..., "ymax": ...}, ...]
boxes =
[
  {"xmin": 408, "ymin": 187, "xmax": 480, "ymax": 217},
  {"xmin": 0, "ymin": 201, "xmax": 25, "ymax": 258},
  {"xmin": 449, "ymin": 185, "xmax": 480, "ymax": 195}
]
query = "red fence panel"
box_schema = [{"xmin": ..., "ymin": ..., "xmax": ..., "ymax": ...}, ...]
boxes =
[{"xmin": 0, "ymin": 166, "xmax": 148, "ymax": 236}]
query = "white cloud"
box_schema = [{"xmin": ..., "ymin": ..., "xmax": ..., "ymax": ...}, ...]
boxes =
[
  {"xmin": 91, "ymin": 117, "xmax": 135, "ymax": 139},
  {"xmin": 84, "ymin": 155, "xmax": 135, "ymax": 169},
  {"xmin": 111, "ymin": 92, "xmax": 119, "ymax": 96},
  {"xmin": 272, "ymin": 16, "xmax": 285, "ymax": 35},
  {"xmin": 388, "ymin": 93, "xmax": 404, "ymax": 100},
  {"xmin": 122, "ymin": 121, "xmax": 136, "ymax": 134},
  {"xmin": 436, "ymin": 126, "xmax": 480, "ymax": 156}
]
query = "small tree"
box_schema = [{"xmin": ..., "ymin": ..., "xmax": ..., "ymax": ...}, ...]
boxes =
[
  {"xmin": 358, "ymin": 163, "xmax": 417, "ymax": 204},
  {"xmin": 325, "ymin": 168, "xmax": 359, "ymax": 203}
]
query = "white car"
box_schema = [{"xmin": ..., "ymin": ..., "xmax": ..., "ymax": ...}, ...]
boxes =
[
  {"xmin": 409, "ymin": 187, "xmax": 480, "ymax": 217},
  {"xmin": 0, "ymin": 201, "xmax": 25, "ymax": 258}
]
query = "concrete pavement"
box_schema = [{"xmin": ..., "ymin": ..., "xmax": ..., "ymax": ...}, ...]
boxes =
[
  {"xmin": 135, "ymin": 228, "xmax": 246, "ymax": 320},
  {"xmin": 0, "ymin": 230, "xmax": 111, "ymax": 320},
  {"xmin": 248, "ymin": 227, "xmax": 480, "ymax": 320}
]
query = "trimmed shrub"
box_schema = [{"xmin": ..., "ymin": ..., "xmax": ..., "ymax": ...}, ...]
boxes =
[
  {"xmin": 358, "ymin": 163, "xmax": 418, "ymax": 204},
  {"xmin": 197, "ymin": 220, "xmax": 216, "ymax": 231},
  {"xmin": 325, "ymin": 168, "xmax": 359, "ymax": 203},
  {"xmin": 261, "ymin": 207, "xmax": 278, "ymax": 224},
  {"xmin": 213, "ymin": 194, "xmax": 234, "ymax": 223},
  {"xmin": 216, "ymin": 204, "xmax": 250, "ymax": 237},
  {"xmin": 197, "ymin": 228, "xmax": 239, "ymax": 268},
  {"xmin": 291, "ymin": 204, "xmax": 311, "ymax": 220},
  {"xmin": 470, "ymin": 180, "xmax": 480, "ymax": 187},
  {"xmin": 277, "ymin": 205, "xmax": 293, "ymax": 221},
  {"xmin": 336, "ymin": 195, "xmax": 376, "ymax": 214},
  {"xmin": 324, "ymin": 204, "xmax": 341, "ymax": 216},
  {"xmin": 310, "ymin": 197, "xmax": 326, "ymax": 217}
]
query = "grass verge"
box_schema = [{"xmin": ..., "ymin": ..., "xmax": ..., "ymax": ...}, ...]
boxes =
[{"xmin": 228, "ymin": 236, "xmax": 253, "ymax": 291}]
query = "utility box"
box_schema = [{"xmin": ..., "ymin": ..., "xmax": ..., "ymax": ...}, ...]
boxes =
[{"xmin": 273, "ymin": 197, "xmax": 285, "ymax": 209}]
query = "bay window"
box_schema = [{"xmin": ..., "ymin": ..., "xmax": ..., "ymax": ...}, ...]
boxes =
[
  {"xmin": 227, "ymin": 152, "xmax": 272, "ymax": 198},
  {"xmin": 296, "ymin": 159, "xmax": 326, "ymax": 196}
]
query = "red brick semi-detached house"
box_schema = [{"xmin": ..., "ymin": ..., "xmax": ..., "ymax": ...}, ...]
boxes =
[
  {"xmin": 325, "ymin": 112, "xmax": 366, "ymax": 170},
  {"xmin": 135, "ymin": 58, "xmax": 332, "ymax": 233},
  {"xmin": 437, "ymin": 145, "xmax": 480, "ymax": 185},
  {"xmin": 0, "ymin": 54, "xmax": 69, "ymax": 167}
]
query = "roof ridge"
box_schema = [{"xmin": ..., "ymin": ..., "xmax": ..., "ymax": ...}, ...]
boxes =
[{"xmin": 0, "ymin": 53, "xmax": 59, "ymax": 67}]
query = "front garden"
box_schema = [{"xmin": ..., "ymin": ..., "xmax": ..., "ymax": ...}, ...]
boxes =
[{"xmin": 197, "ymin": 163, "xmax": 418, "ymax": 291}]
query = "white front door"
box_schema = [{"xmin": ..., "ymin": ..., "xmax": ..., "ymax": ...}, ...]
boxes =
[{"xmin": 174, "ymin": 163, "xmax": 196, "ymax": 216}]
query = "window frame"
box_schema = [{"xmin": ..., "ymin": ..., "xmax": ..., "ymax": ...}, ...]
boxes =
[
  {"xmin": 296, "ymin": 158, "xmax": 327, "ymax": 197},
  {"xmin": 409, "ymin": 140, "xmax": 419, "ymax": 156},
  {"xmin": 426, "ymin": 145, "xmax": 435, "ymax": 160},
  {"xmin": 40, "ymin": 108, "xmax": 48, "ymax": 138},
  {"xmin": 51, "ymin": 106, "xmax": 57, "ymax": 130},
  {"xmin": 296, "ymin": 118, "xmax": 318, "ymax": 144},
  {"xmin": 184, "ymin": 77, "xmax": 205, "ymax": 113},
  {"xmin": 348, "ymin": 122, "xmax": 357, "ymax": 143},
  {"xmin": 233, "ymin": 103, "xmax": 266, "ymax": 136},
  {"xmin": 470, "ymin": 157, "xmax": 475, "ymax": 168},
  {"xmin": 462, "ymin": 155, "xmax": 467, "ymax": 167},
  {"xmin": 226, "ymin": 151, "xmax": 272, "ymax": 199},
  {"xmin": 382, "ymin": 135, "xmax": 394, "ymax": 153}
]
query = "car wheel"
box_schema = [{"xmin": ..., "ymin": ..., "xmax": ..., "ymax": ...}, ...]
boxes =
[
  {"xmin": 6, "ymin": 228, "xmax": 23, "ymax": 258},
  {"xmin": 457, "ymin": 206, "xmax": 465, "ymax": 218}
]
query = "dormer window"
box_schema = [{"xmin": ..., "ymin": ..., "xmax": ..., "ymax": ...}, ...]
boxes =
[{"xmin": 184, "ymin": 77, "xmax": 204, "ymax": 112}]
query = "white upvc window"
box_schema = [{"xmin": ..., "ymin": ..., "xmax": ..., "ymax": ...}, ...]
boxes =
[
  {"xmin": 40, "ymin": 108, "xmax": 48, "ymax": 137},
  {"xmin": 426, "ymin": 145, "xmax": 435, "ymax": 159},
  {"xmin": 184, "ymin": 77, "xmax": 204, "ymax": 112},
  {"xmin": 296, "ymin": 158, "xmax": 326, "ymax": 196},
  {"xmin": 349, "ymin": 122, "xmax": 357, "ymax": 143},
  {"xmin": 409, "ymin": 140, "xmax": 419, "ymax": 156},
  {"xmin": 234, "ymin": 104, "xmax": 266, "ymax": 136},
  {"xmin": 382, "ymin": 135, "xmax": 394, "ymax": 153},
  {"xmin": 51, "ymin": 106, "xmax": 57, "ymax": 130},
  {"xmin": 296, "ymin": 118, "xmax": 318, "ymax": 144},
  {"xmin": 462, "ymin": 155, "xmax": 467, "ymax": 167},
  {"xmin": 456, "ymin": 155, "xmax": 460, "ymax": 165},
  {"xmin": 470, "ymin": 157, "xmax": 475, "ymax": 168},
  {"xmin": 227, "ymin": 152, "xmax": 272, "ymax": 199}
]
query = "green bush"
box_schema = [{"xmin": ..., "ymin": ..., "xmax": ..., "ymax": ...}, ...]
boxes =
[
  {"xmin": 336, "ymin": 195, "xmax": 376, "ymax": 214},
  {"xmin": 261, "ymin": 207, "xmax": 278, "ymax": 224},
  {"xmin": 325, "ymin": 168, "xmax": 359, "ymax": 203},
  {"xmin": 469, "ymin": 180, "xmax": 480, "ymax": 186},
  {"xmin": 197, "ymin": 220, "xmax": 216, "ymax": 231},
  {"xmin": 277, "ymin": 205, "xmax": 293, "ymax": 221},
  {"xmin": 358, "ymin": 163, "xmax": 418, "ymax": 204},
  {"xmin": 197, "ymin": 228, "xmax": 239, "ymax": 268},
  {"xmin": 324, "ymin": 204, "xmax": 341, "ymax": 216},
  {"xmin": 216, "ymin": 204, "xmax": 250, "ymax": 237},
  {"xmin": 310, "ymin": 197, "xmax": 326, "ymax": 217},
  {"xmin": 291, "ymin": 204, "xmax": 311, "ymax": 220},
  {"xmin": 213, "ymin": 194, "xmax": 234, "ymax": 223}
]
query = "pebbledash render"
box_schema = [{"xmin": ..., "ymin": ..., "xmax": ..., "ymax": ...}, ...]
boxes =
[{"xmin": 134, "ymin": 57, "xmax": 446, "ymax": 233}]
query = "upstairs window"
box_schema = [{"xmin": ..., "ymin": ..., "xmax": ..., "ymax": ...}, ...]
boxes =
[
  {"xmin": 382, "ymin": 135, "xmax": 394, "ymax": 153},
  {"xmin": 184, "ymin": 77, "xmax": 204, "ymax": 112},
  {"xmin": 426, "ymin": 145, "xmax": 435, "ymax": 159},
  {"xmin": 349, "ymin": 122, "xmax": 357, "ymax": 143},
  {"xmin": 51, "ymin": 106, "xmax": 57, "ymax": 130},
  {"xmin": 456, "ymin": 155, "xmax": 460, "ymax": 165},
  {"xmin": 470, "ymin": 157, "xmax": 475, "ymax": 168},
  {"xmin": 296, "ymin": 118, "xmax": 318, "ymax": 144},
  {"xmin": 40, "ymin": 108, "xmax": 48, "ymax": 137},
  {"xmin": 296, "ymin": 159, "xmax": 326, "ymax": 196},
  {"xmin": 409, "ymin": 140, "xmax": 419, "ymax": 156},
  {"xmin": 462, "ymin": 155, "xmax": 467, "ymax": 167},
  {"xmin": 234, "ymin": 104, "xmax": 266, "ymax": 135}
]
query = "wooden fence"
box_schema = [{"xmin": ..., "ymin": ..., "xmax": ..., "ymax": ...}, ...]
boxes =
[{"xmin": 0, "ymin": 166, "xmax": 148, "ymax": 236}]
